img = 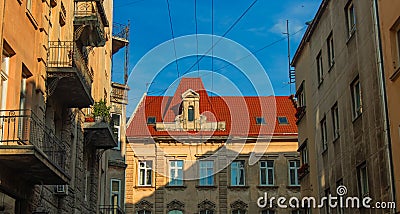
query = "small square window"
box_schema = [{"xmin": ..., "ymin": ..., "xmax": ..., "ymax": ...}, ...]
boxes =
[
  {"xmin": 278, "ymin": 116, "xmax": 288, "ymax": 124},
  {"xmin": 256, "ymin": 117, "xmax": 266, "ymax": 125},
  {"xmin": 147, "ymin": 116, "xmax": 156, "ymax": 124}
]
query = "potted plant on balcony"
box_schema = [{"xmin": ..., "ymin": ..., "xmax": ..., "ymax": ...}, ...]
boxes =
[{"xmin": 92, "ymin": 99, "xmax": 111, "ymax": 122}]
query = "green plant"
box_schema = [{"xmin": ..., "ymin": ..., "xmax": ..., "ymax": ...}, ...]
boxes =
[{"xmin": 92, "ymin": 99, "xmax": 111, "ymax": 121}]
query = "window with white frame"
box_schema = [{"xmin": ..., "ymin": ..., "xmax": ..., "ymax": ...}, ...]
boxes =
[
  {"xmin": 351, "ymin": 77, "xmax": 362, "ymax": 118},
  {"xmin": 231, "ymin": 160, "xmax": 245, "ymax": 186},
  {"xmin": 138, "ymin": 160, "xmax": 152, "ymax": 186},
  {"xmin": 300, "ymin": 141, "xmax": 309, "ymax": 165},
  {"xmin": 317, "ymin": 51, "xmax": 323, "ymax": 84},
  {"xmin": 327, "ymin": 33, "xmax": 334, "ymax": 67},
  {"xmin": 332, "ymin": 103, "xmax": 339, "ymax": 139},
  {"xmin": 321, "ymin": 117, "xmax": 328, "ymax": 151},
  {"xmin": 346, "ymin": 1, "xmax": 356, "ymax": 36},
  {"xmin": 289, "ymin": 160, "xmax": 300, "ymax": 186},
  {"xmin": 260, "ymin": 160, "xmax": 274, "ymax": 186},
  {"xmin": 0, "ymin": 53, "xmax": 9, "ymax": 110},
  {"xmin": 199, "ymin": 160, "xmax": 214, "ymax": 186},
  {"xmin": 169, "ymin": 160, "xmax": 184, "ymax": 186},
  {"xmin": 111, "ymin": 113, "xmax": 121, "ymax": 150},
  {"xmin": 296, "ymin": 81, "xmax": 306, "ymax": 108},
  {"xmin": 358, "ymin": 163, "xmax": 369, "ymax": 196},
  {"xmin": 110, "ymin": 179, "xmax": 121, "ymax": 208}
]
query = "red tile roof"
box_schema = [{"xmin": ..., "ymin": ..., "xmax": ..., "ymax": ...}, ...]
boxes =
[{"xmin": 127, "ymin": 78, "xmax": 297, "ymax": 138}]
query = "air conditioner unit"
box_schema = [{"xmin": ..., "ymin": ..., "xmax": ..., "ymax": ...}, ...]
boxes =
[{"xmin": 54, "ymin": 185, "xmax": 68, "ymax": 196}]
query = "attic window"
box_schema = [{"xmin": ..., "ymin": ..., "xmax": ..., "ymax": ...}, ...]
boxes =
[
  {"xmin": 188, "ymin": 106, "xmax": 194, "ymax": 122},
  {"xmin": 255, "ymin": 117, "xmax": 266, "ymax": 125},
  {"xmin": 278, "ymin": 116, "xmax": 289, "ymax": 124},
  {"xmin": 147, "ymin": 116, "xmax": 156, "ymax": 124}
]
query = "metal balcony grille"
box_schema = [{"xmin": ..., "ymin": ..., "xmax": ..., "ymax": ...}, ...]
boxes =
[
  {"xmin": 112, "ymin": 23, "xmax": 129, "ymax": 40},
  {"xmin": 47, "ymin": 41, "xmax": 93, "ymax": 86},
  {"xmin": 0, "ymin": 109, "xmax": 69, "ymax": 173},
  {"xmin": 99, "ymin": 205, "xmax": 124, "ymax": 214}
]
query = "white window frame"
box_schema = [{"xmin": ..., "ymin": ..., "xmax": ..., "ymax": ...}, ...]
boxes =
[
  {"xmin": 138, "ymin": 160, "xmax": 152, "ymax": 186},
  {"xmin": 169, "ymin": 160, "xmax": 184, "ymax": 186},
  {"xmin": 199, "ymin": 160, "xmax": 214, "ymax": 186},
  {"xmin": 346, "ymin": 2, "xmax": 356, "ymax": 36},
  {"xmin": 327, "ymin": 33, "xmax": 334, "ymax": 67},
  {"xmin": 231, "ymin": 160, "xmax": 245, "ymax": 186},
  {"xmin": 260, "ymin": 160, "xmax": 274, "ymax": 186},
  {"xmin": 332, "ymin": 104, "xmax": 340, "ymax": 139},
  {"xmin": 110, "ymin": 179, "xmax": 121, "ymax": 207},
  {"xmin": 351, "ymin": 78, "xmax": 362, "ymax": 118},
  {"xmin": 321, "ymin": 117, "xmax": 328, "ymax": 151},
  {"xmin": 317, "ymin": 51, "xmax": 323, "ymax": 84},
  {"xmin": 111, "ymin": 113, "xmax": 121, "ymax": 150},
  {"xmin": 288, "ymin": 160, "xmax": 300, "ymax": 186}
]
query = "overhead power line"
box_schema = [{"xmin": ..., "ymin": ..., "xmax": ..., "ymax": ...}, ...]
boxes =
[{"xmin": 166, "ymin": 0, "xmax": 180, "ymax": 77}]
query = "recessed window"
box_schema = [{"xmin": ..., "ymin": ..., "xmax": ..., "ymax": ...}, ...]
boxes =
[
  {"xmin": 321, "ymin": 116, "xmax": 328, "ymax": 151},
  {"xmin": 345, "ymin": 1, "xmax": 356, "ymax": 36},
  {"xmin": 262, "ymin": 210, "xmax": 275, "ymax": 214},
  {"xmin": 357, "ymin": 163, "xmax": 369, "ymax": 196},
  {"xmin": 147, "ymin": 116, "xmax": 156, "ymax": 124},
  {"xmin": 199, "ymin": 160, "xmax": 214, "ymax": 186},
  {"xmin": 317, "ymin": 51, "xmax": 323, "ymax": 84},
  {"xmin": 137, "ymin": 210, "xmax": 152, "ymax": 214},
  {"xmin": 200, "ymin": 210, "xmax": 214, "ymax": 214},
  {"xmin": 231, "ymin": 160, "xmax": 245, "ymax": 186},
  {"xmin": 138, "ymin": 160, "xmax": 152, "ymax": 186},
  {"xmin": 111, "ymin": 113, "xmax": 121, "ymax": 150},
  {"xmin": 110, "ymin": 179, "xmax": 121, "ymax": 208},
  {"xmin": 260, "ymin": 160, "xmax": 274, "ymax": 186},
  {"xmin": 278, "ymin": 116, "xmax": 289, "ymax": 124},
  {"xmin": 300, "ymin": 140, "xmax": 309, "ymax": 165},
  {"xmin": 169, "ymin": 160, "xmax": 184, "ymax": 186},
  {"xmin": 351, "ymin": 77, "xmax": 362, "ymax": 118},
  {"xmin": 255, "ymin": 117, "xmax": 266, "ymax": 125},
  {"xmin": 327, "ymin": 33, "xmax": 335, "ymax": 68},
  {"xmin": 296, "ymin": 82, "xmax": 306, "ymax": 108},
  {"xmin": 231, "ymin": 209, "xmax": 246, "ymax": 214},
  {"xmin": 188, "ymin": 105, "xmax": 194, "ymax": 122},
  {"xmin": 331, "ymin": 103, "xmax": 339, "ymax": 139},
  {"xmin": 288, "ymin": 160, "xmax": 300, "ymax": 186}
]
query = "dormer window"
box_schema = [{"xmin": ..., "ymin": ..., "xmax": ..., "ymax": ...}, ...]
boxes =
[
  {"xmin": 256, "ymin": 117, "xmax": 266, "ymax": 125},
  {"xmin": 147, "ymin": 116, "xmax": 156, "ymax": 124},
  {"xmin": 188, "ymin": 106, "xmax": 194, "ymax": 122},
  {"xmin": 278, "ymin": 116, "xmax": 289, "ymax": 124}
]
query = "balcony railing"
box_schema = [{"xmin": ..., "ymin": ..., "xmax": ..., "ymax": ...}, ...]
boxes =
[
  {"xmin": 111, "ymin": 86, "xmax": 128, "ymax": 104},
  {"xmin": 47, "ymin": 41, "xmax": 93, "ymax": 88},
  {"xmin": 113, "ymin": 23, "xmax": 129, "ymax": 40},
  {"xmin": 0, "ymin": 109, "xmax": 68, "ymax": 173},
  {"xmin": 74, "ymin": 1, "xmax": 107, "ymax": 29},
  {"xmin": 99, "ymin": 205, "xmax": 124, "ymax": 214}
]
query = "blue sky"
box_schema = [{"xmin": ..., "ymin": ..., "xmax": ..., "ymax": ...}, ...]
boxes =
[{"xmin": 111, "ymin": 0, "xmax": 322, "ymax": 116}]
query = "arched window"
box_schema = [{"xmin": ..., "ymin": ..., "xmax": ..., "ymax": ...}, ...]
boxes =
[
  {"xmin": 188, "ymin": 106, "xmax": 194, "ymax": 122},
  {"xmin": 168, "ymin": 210, "xmax": 183, "ymax": 214}
]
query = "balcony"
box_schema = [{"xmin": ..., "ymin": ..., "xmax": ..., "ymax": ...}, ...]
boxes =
[
  {"xmin": 84, "ymin": 117, "xmax": 117, "ymax": 149},
  {"xmin": 74, "ymin": 0, "xmax": 109, "ymax": 47},
  {"xmin": 112, "ymin": 22, "xmax": 129, "ymax": 54},
  {"xmin": 47, "ymin": 41, "xmax": 94, "ymax": 108},
  {"xmin": 99, "ymin": 205, "xmax": 124, "ymax": 214},
  {"xmin": 111, "ymin": 82, "xmax": 129, "ymax": 105},
  {"xmin": 0, "ymin": 110, "xmax": 70, "ymax": 184}
]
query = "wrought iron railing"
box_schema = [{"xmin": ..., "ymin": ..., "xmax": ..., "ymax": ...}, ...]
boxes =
[
  {"xmin": 0, "ymin": 110, "xmax": 69, "ymax": 173},
  {"xmin": 112, "ymin": 23, "xmax": 129, "ymax": 40},
  {"xmin": 74, "ymin": 1, "xmax": 106, "ymax": 30},
  {"xmin": 99, "ymin": 205, "xmax": 124, "ymax": 214},
  {"xmin": 111, "ymin": 86, "xmax": 128, "ymax": 102},
  {"xmin": 47, "ymin": 41, "xmax": 93, "ymax": 88}
]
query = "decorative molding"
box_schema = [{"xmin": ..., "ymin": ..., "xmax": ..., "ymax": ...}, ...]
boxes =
[
  {"xmin": 135, "ymin": 200, "xmax": 153, "ymax": 211},
  {"xmin": 230, "ymin": 200, "xmax": 248, "ymax": 210},
  {"xmin": 167, "ymin": 200, "xmax": 185, "ymax": 211},
  {"xmin": 198, "ymin": 199, "xmax": 216, "ymax": 211}
]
